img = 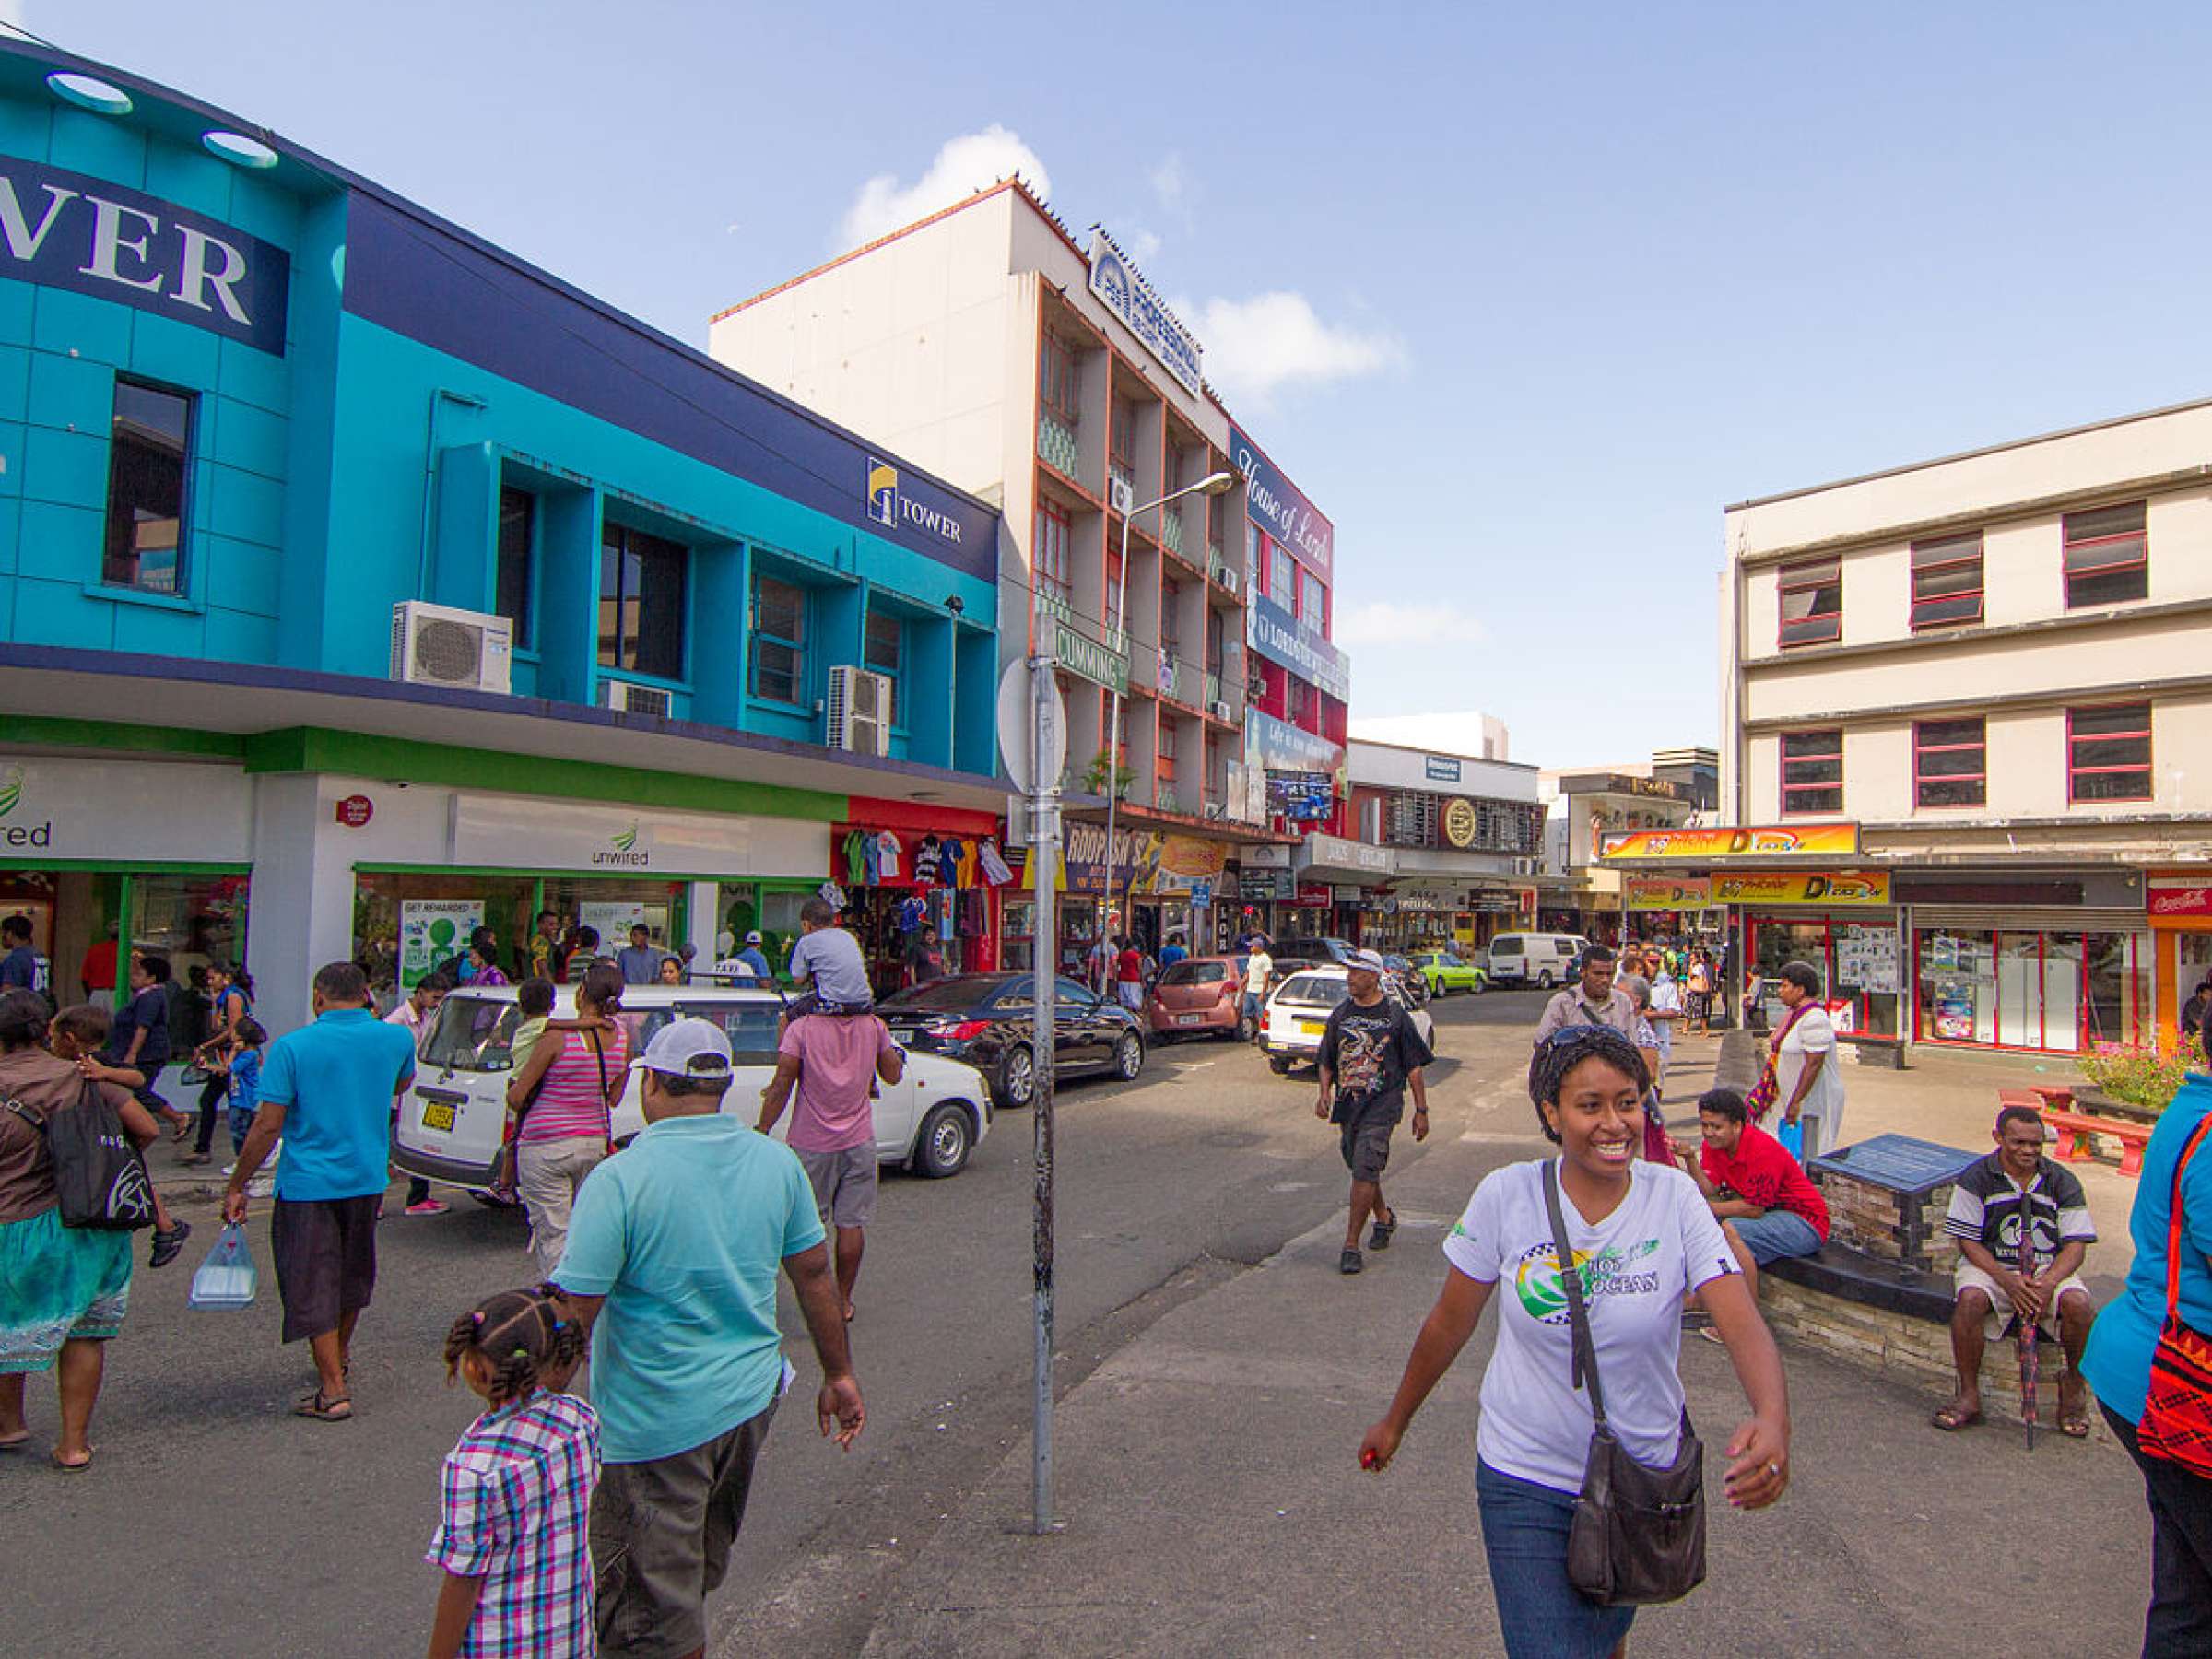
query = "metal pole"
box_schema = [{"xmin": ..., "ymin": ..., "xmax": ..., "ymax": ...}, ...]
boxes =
[
  {"xmin": 1102, "ymin": 507, "xmax": 1132, "ymax": 958},
  {"xmin": 1030, "ymin": 535, "xmax": 1061, "ymax": 1535}
]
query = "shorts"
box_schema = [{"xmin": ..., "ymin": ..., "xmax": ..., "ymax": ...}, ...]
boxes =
[
  {"xmin": 270, "ymin": 1194, "xmax": 380, "ymax": 1344},
  {"xmin": 796, "ymin": 1144, "xmax": 878, "ymax": 1229},
  {"xmin": 1335, "ymin": 1097, "xmax": 1401, "ymax": 1182},
  {"xmin": 1241, "ymin": 992, "xmax": 1262, "ymax": 1021},
  {"xmin": 1729, "ymin": 1209, "xmax": 1824, "ymax": 1265},
  {"xmin": 1954, "ymin": 1259, "xmax": 2092, "ymax": 1338},
  {"xmin": 594, "ymin": 1397, "xmax": 779, "ymax": 1658},
  {"xmin": 1477, "ymin": 1458, "xmax": 1636, "ymax": 1658}
]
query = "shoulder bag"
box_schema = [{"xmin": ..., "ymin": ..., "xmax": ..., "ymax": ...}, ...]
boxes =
[
  {"xmin": 5, "ymin": 1079, "xmax": 159, "ymax": 1230},
  {"xmin": 1742, "ymin": 1000, "xmax": 1812, "ymax": 1124},
  {"xmin": 2136, "ymin": 1113, "xmax": 2212, "ymax": 1476},
  {"xmin": 1542, "ymin": 1160, "xmax": 1708, "ymax": 1606}
]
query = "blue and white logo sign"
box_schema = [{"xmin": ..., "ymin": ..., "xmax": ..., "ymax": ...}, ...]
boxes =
[
  {"xmin": 864, "ymin": 456, "xmax": 964, "ymax": 547},
  {"xmin": 1088, "ymin": 229, "xmax": 1203, "ymax": 397},
  {"xmin": 1425, "ymin": 755, "xmax": 1462, "ymax": 783}
]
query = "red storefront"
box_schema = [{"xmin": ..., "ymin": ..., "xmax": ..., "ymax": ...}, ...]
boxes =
[{"xmin": 833, "ymin": 799, "xmax": 1014, "ymax": 997}]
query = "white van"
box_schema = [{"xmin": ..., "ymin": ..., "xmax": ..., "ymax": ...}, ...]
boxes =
[
  {"xmin": 1485, "ymin": 933, "xmax": 1591, "ymax": 988},
  {"xmin": 392, "ymin": 983, "xmax": 992, "ymax": 1193}
]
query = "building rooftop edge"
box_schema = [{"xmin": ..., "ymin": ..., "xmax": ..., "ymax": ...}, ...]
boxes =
[{"xmin": 1346, "ymin": 735, "xmax": 1535, "ymax": 772}]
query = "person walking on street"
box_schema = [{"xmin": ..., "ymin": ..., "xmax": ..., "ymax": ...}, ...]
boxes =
[
  {"xmin": 1687, "ymin": 947, "xmax": 1714, "ymax": 1036},
  {"xmin": 758, "ymin": 1005, "xmax": 904, "ymax": 1322},
  {"xmin": 104, "ymin": 951, "xmax": 183, "ymax": 1138},
  {"xmin": 224, "ymin": 961, "xmax": 419, "ymax": 1423},
  {"xmin": 1769, "ymin": 960, "xmax": 1845, "ymax": 1159},
  {"xmin": 385, "ymin": 972, "xmax": 453, "ymax": 1216},
  {"xmin": 2083, "ymin": 1025, "xmax": 2212, "ymax": 1654},
  {"xmin": 1241, "ymin": 942, "xmax": 1274, "ymax": 1044},
  {"xmin": 1087, "ymin": 934, "xmax": 1115, "ymax": 997},
  {"xmin": 1116, "ymin": 937, "xmax": 1146, "ymax": 1012},
  {"xmin": 182, "ymin": 961, "xmax": 253, "ymax": 1168},
  {"xmin": 552, "ymin": 1019, "xmax": 865, "ymax": 1658},
  {"xmin": 1318, "ymin": 949, "xmax": 1433, "ymax": 1276},
  {"xmin": 736, "ymin": 930, "xmax": 772, "ymax": 983},
  {"xmin": 1532, "ymin": 945, "xmax": 1639, "ymax": 1043},
  {"xmin": 505, "ymin": 964, "xmax": 627, "ymax": 1279},
  {"xmin": 1359, "ymin": 1025, "xmax": 1792, "ymax": 1659}
]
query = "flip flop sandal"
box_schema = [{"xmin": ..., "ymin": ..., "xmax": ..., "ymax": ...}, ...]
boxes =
[
  {"xmin": 148, "ymin": 1221, "xmax": 192, "ymax": 1269},
  {"xmin": 1369, "ymin": 1213, "xmax": 1397, "ymax": 1251},
  {"xmin": 294, "ymin": 1391, "xmax": 353, "ymax": 1422},
  {"xmin": 0, "ymin": 1433, "xmax": 29, "ymax": 1453},
  {"xmin": 50, "ymin": 1450, "xmax": 92, "ymax": 1472},
  {"xmin": 1930, "ymin": 1406, "xmax": 1983, "ymax": 1432},
  {"xmin": 1338, "ymin": 1248, "xmax": 1363, "ymax": 1275}
]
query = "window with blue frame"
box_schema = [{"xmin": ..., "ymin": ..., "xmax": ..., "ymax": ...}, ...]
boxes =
[
  {"xmin": 865, "ymin": 607, "xmax": 902, "ymax": 720},
  {"xmin": 599, "ymin": 524, "xmax": 687, "ymax": 680},
  {"xmin": 102, "ymin": 380, "xmax": 194, "ymax": 594},
  {"xmin": 496, "ymin": 486, "xmax": 535, "ymax": 648},
  {"xmin": 751, "ymin": 573, "xmax": 806, "ymax": 705}
]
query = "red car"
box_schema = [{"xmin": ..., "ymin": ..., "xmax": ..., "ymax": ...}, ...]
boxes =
[{"xmin": 1145, "ymin": 954, "xmax": 1251, "ymax": 1041}]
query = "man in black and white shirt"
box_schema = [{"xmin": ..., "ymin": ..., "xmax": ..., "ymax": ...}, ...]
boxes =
[
  {"xmin": 1316, "ymin": 950, "xmax": 1432, "ymax": 1277},
  {"xmin": 1934, "ymin": 1105, "xmax": 2099, "ymax": 1436}
]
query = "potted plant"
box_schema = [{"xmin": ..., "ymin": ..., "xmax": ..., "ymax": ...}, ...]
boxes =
[
  {"xmin": 1084, "ymin": 748, "xmax": 1135, "ymax": 800},
  {"xmin": 2077, "ymin": 1040, "xmax": 2196, "ymax": 1114}
]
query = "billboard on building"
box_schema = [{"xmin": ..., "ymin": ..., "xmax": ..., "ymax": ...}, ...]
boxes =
[{"xmin": 1598, "ymin": 823, "xmax": 1859, "ymax": 861}]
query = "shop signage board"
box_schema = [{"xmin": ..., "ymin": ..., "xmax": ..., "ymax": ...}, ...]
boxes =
[
  {"xmin": 447, "ymin": 795, "xmax": 822, "ymax": 879},
  {"xmin": 0, "ymin": 757, "xmax": 252, "ymax": 862},
  {"xmin": 1015, "ymin": 824, "xmax": 1219, "ymax": 899},
  {"xmin": 1711, "ymin": 871, "xmax": 1889, "ymax": 906},
  {"xmin": 1298, "ymin": 831, "xmax": 1394, "ymax": 878},
  {"xmin": 1189, "ymin": 879, "xmax": 1212, "ymax": 908},
  {"xmin": 1088, "ymin": 229, "xmax": 1203, "ymax": 396},
  {"xmin": 2149, "ymin": 880, "xmax": 2212, "ymax": 919},
  {"xmin": 1627, "ymin": 877, "xmax": 1713, "ymax": 912},
  {"xmin": 1561, "ymin": 772, "xmax": 1682, "ymax": 801},
  {"xmin": 1425, "ymin": 756, "xmax": 1462, "ymax": 783},
  {"xmin": 1241, "ymin": 843, "xmax": 1293, "ymax": 869},
  {"xmin": 1292, "ymin": 883, "xmax": 1334, "ymax": 908},
  {"xmin": 1247, "ymin": 591, "xmax": 1352, "ymax": 702},
  {"xmin": 1230, "ymin": 423, "xmax": 1335, "ymax": 582},
  {"xmin": 1441, "ymin": 798, "xmax": 1478, "ymax": 849},
  {"xmin": 399, "ymin": 900, "xmax": 482, "ymax": 990},
  {"xmin": 1599, "ymin": 823, "xmax": 1859, "ymax": 861},
  {"xmin": 1053, "ymin": 621, "xmax": 1130, "ymax": 695},
  {"xmin": 335, "ymin": 794, "xmax": 375, "ymax": 828},
  {"xmin": 1241, "ymin": 868, "xmax": 1292, "ymax": 900},
  {"xmin": 1248, "ymin": 709, "xmax": 1346, "ymax": 777}
]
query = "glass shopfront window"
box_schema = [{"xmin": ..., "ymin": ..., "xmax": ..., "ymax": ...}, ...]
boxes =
[
  {"xmin": 1915, "ymin": 927, "xmax": 2148, "ymax": 1052},
  {"xmin": 1747, "ymin": 912, "xmax": 1902, "ymax": 1037},
  {"xmin": 354, "ymin": 873, "xmax": 687, "ymax": 999},
  {"xmin": 0, "ymin": 867, "xmax": 248, "ymax": 1006}
]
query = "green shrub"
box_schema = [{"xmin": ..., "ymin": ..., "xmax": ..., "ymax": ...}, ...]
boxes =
[{"xmin": 2080, "ymin": 1041, "xmax": 2194, "ymax": 1111}]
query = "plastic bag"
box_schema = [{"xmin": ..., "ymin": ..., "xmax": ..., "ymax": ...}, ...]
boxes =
[
  {"xmin": 1775, "ymin": 1117, "xmax": 1806, "ymax": 1164},
  {"xmin": 188, "ymin": 1223, "xmax": 259, "ymax": 1311}
]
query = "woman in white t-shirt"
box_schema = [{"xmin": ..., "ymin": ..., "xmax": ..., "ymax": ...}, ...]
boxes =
[
  {"xmin": 1773, "ymin": 959, "xmax": 1845, "ymax": 1159},
  {"xmin": 1359, "ymin": 1026, "xmax": 1791, "ymax": 1659}
]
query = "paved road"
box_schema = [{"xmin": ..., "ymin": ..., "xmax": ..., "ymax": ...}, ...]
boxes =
[{"xmin": 0, "ymin": 986, "xmax": 1546, "ymax": 1658}]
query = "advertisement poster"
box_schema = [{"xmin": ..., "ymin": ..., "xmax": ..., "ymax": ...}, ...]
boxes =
[
  {"xmin": 1710, "ymin": 871, "xmax": 1889, "ymax": 906},
  {"xmin": 1835, "ymin": 925, "xmax": 1899, "ymax": 994},
  {"xmin": 1933, "ymin": 985, "xmax": 1976, "ymax": 1040},
  {"xmin": 582, "ymin": 900, "xmax": 649, "ymax": 946},
  {"xmin": 1599, "ymin": 823, "xmax": 1859, "ymax": 861},
  {"xmin": 400, "ymin": 900, "xmax": 483, "ymax": 990},
  {"xmin": 1627, "ymin": 877, "xmax": 1713, "ymax": 912}
]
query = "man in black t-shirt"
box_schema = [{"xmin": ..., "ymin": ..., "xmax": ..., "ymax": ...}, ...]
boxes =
[{"xmin": 1315, "ymin": 950, "xmax": 1433, "ymax": 1276}]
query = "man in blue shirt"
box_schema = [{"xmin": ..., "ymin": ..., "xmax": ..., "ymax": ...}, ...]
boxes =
[
  {"xmin": 224, "ymin": 961, "xmax": 418, "ymax": 1423},
  {"xmin": 615, "ymin": 923, "xmax": 666, "ymax": 986},
  {"xmin": 555, "ymin": 1018, "xmax": 862, "ymax": 1657},
  {"xmin": 0, "ymin": 914, "xmax": 38, "ymax": 994},
  {"xmin": 737, "ymin": 929, "xmax": 772, "ymax": 983},
  {"xmin": 1159, "ymin": 933, "xmax": 1189, "ymax": 970}
]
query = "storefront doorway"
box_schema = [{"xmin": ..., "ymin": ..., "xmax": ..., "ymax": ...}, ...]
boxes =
[
  {"xmin": 0, "ymin": 865, "xmax": 249, "ymax": 1006},
  {"xmin": 1745, "ymin": 911, "xmax": 1903, "ymax": 1037}
]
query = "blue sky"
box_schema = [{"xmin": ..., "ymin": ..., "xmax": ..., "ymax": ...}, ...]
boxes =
[{"xmin": 37, "ymin": 2, "xmax": 2212, "ymax": 768}]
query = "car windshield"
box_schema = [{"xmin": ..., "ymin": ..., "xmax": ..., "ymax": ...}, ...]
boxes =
[
  {"xmin": 881, "ymin": 977, "xmax": 1001, "ymax": 1014},
  {"xmin": 1492, "ymin": 938, "xmax": 1523, "ymax": 955},
  {"xmin": 1160, "ymin": 960, "xmax": 1228, "ymax": 986},
  {"xmin": 1277, "ymin": 973, "xmax": 1349, "ymax": 1010},
  {"xmin": 421, "ymin": 996, "xmax": 519, "ymax": 1071}
]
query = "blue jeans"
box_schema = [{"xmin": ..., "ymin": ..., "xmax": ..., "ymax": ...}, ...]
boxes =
[
  {"xmin": 1241, "ymin": 993, "xmax": 1262, "ymax": 1023},
  {"xmin": 1731, "ymin": 1209, "xmax": 1823, "ymax": 1265},
  {"xmin": 1476, "ymin": 1458, "xmax": 1635, "ymax": 1659}
]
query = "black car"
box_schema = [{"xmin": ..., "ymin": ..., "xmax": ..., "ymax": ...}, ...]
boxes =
[{"xmin": 879, "ymin": 972, "xmax": 1147, "ymax": 1110}]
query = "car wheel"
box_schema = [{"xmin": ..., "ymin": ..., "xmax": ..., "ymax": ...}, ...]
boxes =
[
  {"xmin": 1537, "ymin": 970, "xmax": 1556, "ymax": 989},
  {"xmin": 910, "ymin": 1102, "xmax": 973, "ymax": 1179},
  {"xmin": 1112, "ymin": 1031, "xmax": 1144, "ymax": 1080},
  {"xmin": 1269, "ymin": 1055, "xmax": 1292, "ymax": 1075},
  {"xmin": 996, "ymin": 1049, "xmax": 1035, "ymax": 1109}
]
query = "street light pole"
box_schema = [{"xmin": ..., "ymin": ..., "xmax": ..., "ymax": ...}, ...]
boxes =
[{"xmin": 1028, "ymin": 501, "xmax": 1061, "ymax": 1535}]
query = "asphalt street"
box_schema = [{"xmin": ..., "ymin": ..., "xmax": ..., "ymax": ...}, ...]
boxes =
[{"xmin": 0, "ymin": 984, "xmax": 1524, "ymax": 1659}]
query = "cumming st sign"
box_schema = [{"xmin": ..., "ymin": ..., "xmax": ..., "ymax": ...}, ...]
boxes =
[
  {"xmin": 1087, "ymin": 229, "xmax": 1203, "ymax": 397},
  {"xmin": 0, "ymin": 159, "xmax": 290, "ymax": 354}
]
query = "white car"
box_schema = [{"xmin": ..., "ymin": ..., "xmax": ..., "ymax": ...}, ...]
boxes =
[
  {"xmin": 392, "ymin": 984, "xmax": 991, "ymax": 1192},
  {"xmin": 1259, "ymin": 965, "xmax": 1439, "ymax": 1076}
]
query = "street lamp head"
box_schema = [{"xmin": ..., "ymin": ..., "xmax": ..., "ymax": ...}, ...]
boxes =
[{"xmin": 1195, "ymin": 469, "xmax": 1237, "ymax": 497}]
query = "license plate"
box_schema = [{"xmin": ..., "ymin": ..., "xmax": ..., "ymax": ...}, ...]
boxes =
[
  {"xmin": 1177, "ymin": 1014, "xmax": 1203, "ymax": 1027},
  {"xmin": 420, "ymin": 1100, "xmax": 457, "ymax": 1133},
  {"xmin": 1298, "ymin": 1020, "xmax": 1325, "ymax": 1036}
]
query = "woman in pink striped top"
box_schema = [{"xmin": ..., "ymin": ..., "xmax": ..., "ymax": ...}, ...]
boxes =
[{"xmin": 506, "ymin": 964, "xmax": 629, "ymax": 1277}]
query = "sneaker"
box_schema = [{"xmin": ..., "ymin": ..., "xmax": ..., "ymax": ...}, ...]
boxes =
[
  {"xmin": 405, "ymin": 1199, "xmax": 450, "ymax": 1217},
  {"xmin": 1369, "ymin": 1213, "xmax": 1396, "ymax": 1251},
  {"xmin": 247, "ymin": 1174, "xmax": 274, "ymax": 1199},
  {"xmin": 1339, "ymin": 1247, "xmax": 1363, "ymax": 1276},
  {"xmin": 219, "ymin": 1163, "xmax": 237, "ymax": 1178},
  {"xmin": 149, "ymin": 1219, "xmax": 192, "ymax": 1269}
]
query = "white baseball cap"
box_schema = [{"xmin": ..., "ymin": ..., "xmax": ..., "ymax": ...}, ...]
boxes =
[
  {"xmin": 639, "ymin": 1017, "xmax": 733, "ymax": 1079},
  {"xmin": 1347, "ymin": 948, "xmax": 1386, "ymax": 974},
  {"xmin": 745, "ymin": 930, "xmax": 764, "ymax": 944}
]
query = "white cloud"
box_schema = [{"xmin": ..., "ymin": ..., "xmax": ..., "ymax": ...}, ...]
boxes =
[
  {"xmin": 1335, "ymin": 599, "xmax": 1485, "ymax": 650},
  {"xmin": 839, "ymin": 125, "xmax": 1051, "ymax": 248},
  {"xmin": 1186, "ymin": 291, "xmax": 1401, "ymax": 409},
  {"xmin": 1124, "ymin": 227, "xmax": 1163, "ymax": 264},
  {"xmin": 1149, "ymin": 153, "xmax": 1192, "ymax": 223}
]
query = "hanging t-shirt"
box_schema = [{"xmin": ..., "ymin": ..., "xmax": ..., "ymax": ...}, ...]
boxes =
[
  {"xmin": 877, "ymin": 831, "xmax": 903, "ymax": 880},
  {"xmin": 862, "ymin": 833, "xmax": 882, "ymax": 887},
  {"xmin": 978, "ymin": 840, "xmax": 1015, "ymax": 887},
  {"xmin": 1442, "ymin": 1159, "xmax": 1740, "ymax": 1494},
  {"xmin": 897, "ymin": 895, "xmax": 927, "ymax": 935},
  {"xmin": 841, "ymin": 830, "xmax": 868, "ymax": 888},
  {"xmin": 938, "ymin": 838, "xmax": 963, "ymax": 886},
  {"xmin": 913, "ymin": 837, "xmax": 942, "ymax": 887}
]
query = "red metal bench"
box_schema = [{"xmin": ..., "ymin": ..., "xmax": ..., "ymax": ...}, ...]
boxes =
[{"xmin": 2042, "ymin": 1107, "xmax": 2151, "ymax": 1178}]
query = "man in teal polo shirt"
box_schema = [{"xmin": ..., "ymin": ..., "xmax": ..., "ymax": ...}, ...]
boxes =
[
  {"xmin": 224, "ymin": 961, "xmax": 418, "ymax": 1423},
  {"xmin": 555, "ymin": 1018, "xmax": 864, "ymax": 1658}
]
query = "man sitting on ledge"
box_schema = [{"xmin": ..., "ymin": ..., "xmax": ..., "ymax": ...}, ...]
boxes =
[
  {"xmin": 1672, "ymin": 1087, "xmax": 1830, "ymax": 1306},
  {"xmin": 1934, "ymin": 1105, "xmax": 2098, "ymax": 1437}
]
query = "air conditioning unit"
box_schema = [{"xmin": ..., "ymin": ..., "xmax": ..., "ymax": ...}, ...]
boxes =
[
  {"xmin": 1246, "ymin": 674, "xmax": 1268, "ymax": 700},
  {"xmin": 1219, "ymin": 564, "xmax": 1240, "ymax": 596},
  {"xmin": 602, "ymin": 679, "xmax": 673, "ymax": 717},
  {"xmin": 1210, "ymin": 700, "xmax": 1234, "ymax": 723},
  {"xmin": 827, "ymin": 665, "xmax": 894, "ymax": 756},
  {"xmin": 1203, "ymin": 800, "xmax": 1226, "ymax": 820},
  {"xmin": 390, "ymin": 602, "xmax": 512, "ymax": 694}
]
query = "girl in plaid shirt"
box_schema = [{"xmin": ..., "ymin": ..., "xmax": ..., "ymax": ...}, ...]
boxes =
[{"xmin": 427, "ymin": 1286, "xmax": 599, "ymax": 1659}]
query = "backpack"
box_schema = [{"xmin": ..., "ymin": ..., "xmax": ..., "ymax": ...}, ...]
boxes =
[{"xmin": 5, "ymin": 1079, "xmax": 159, "ymax": 1230}]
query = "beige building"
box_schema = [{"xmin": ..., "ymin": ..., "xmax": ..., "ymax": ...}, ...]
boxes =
[
  {"xmin": 1686, "ymin": 397, "xmax": 2212, "ymax": 1054},
  {"xmin": 710, "ymin": 180, "xmax": 1282, "ymax": 965}
]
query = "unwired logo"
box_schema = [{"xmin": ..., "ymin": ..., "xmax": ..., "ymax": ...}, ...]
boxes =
[
  {"xmin": 0, "ymin": 763, "xmax": 50, "ymax": 849},
  {"xmin": 594, "ymin": 820, "xmax": 647, "ymax": 868}
]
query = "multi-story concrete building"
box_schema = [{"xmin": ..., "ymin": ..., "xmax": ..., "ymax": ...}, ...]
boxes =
[
  {"xmin": 1347, "ymin": 739, "xmax": 1543, "ymax": 953},
  {"xmin": 0, "ymin": 42, "xmax": 1014, "ymax": 1033},
  {"xmin": 1540, "ymin": 759, "xmax": 1705, "ymax": 940},
  {"xmin": 711, "ymin": 180, "xmax": 1297, "ymax": 966},
  {"xmin": 1617, "ymin": 398, "xmax": 2212, "ymax": 1054}
]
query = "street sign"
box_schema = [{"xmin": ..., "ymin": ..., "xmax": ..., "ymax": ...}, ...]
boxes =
[{"xmin": 997, "ymin": 658, "xmax": 1067, "ymax": 794}]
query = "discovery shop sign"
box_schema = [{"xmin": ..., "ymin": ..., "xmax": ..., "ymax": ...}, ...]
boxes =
[{"xmin": 0, "ymin": 159, "xmax": 290, "ymax": 354}]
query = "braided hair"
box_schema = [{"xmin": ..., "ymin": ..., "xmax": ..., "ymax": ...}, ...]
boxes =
[
  {"xmin": 1526, "ymin": 1026, "xmax": 1650, "ymax": 1144},
  {"xmin": 442, "ymin": 1284, "xmax": 585, "ymax": 1406}
]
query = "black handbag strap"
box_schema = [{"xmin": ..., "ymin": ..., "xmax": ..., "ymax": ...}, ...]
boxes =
[{"xmin": 1542, "ymin": 1159, "xmax": 1609, "ymax": 1430}]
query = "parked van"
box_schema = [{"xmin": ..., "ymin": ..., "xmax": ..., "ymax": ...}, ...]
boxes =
[
  {"xmin": 1484, "ymin": 933, "xmax": 1591, "ymax": 988},
  {"xmin": 392, "ymin": 983, "xmax": 992, "ymax": 1193}
]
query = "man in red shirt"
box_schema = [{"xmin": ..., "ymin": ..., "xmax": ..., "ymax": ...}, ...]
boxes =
[
  {"xmin": 1115, "ymin": 938, "xmax": 1145, "ymax": 1012},
  {"xmin": 1671, "ymin": 1086, "xmax": 1829, "ymax": 1300}
]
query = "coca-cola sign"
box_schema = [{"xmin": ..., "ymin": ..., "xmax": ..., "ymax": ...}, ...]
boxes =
[{"xmin": 2150, "ymin": 882, "xmax": 2212, "ymax": 918}]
